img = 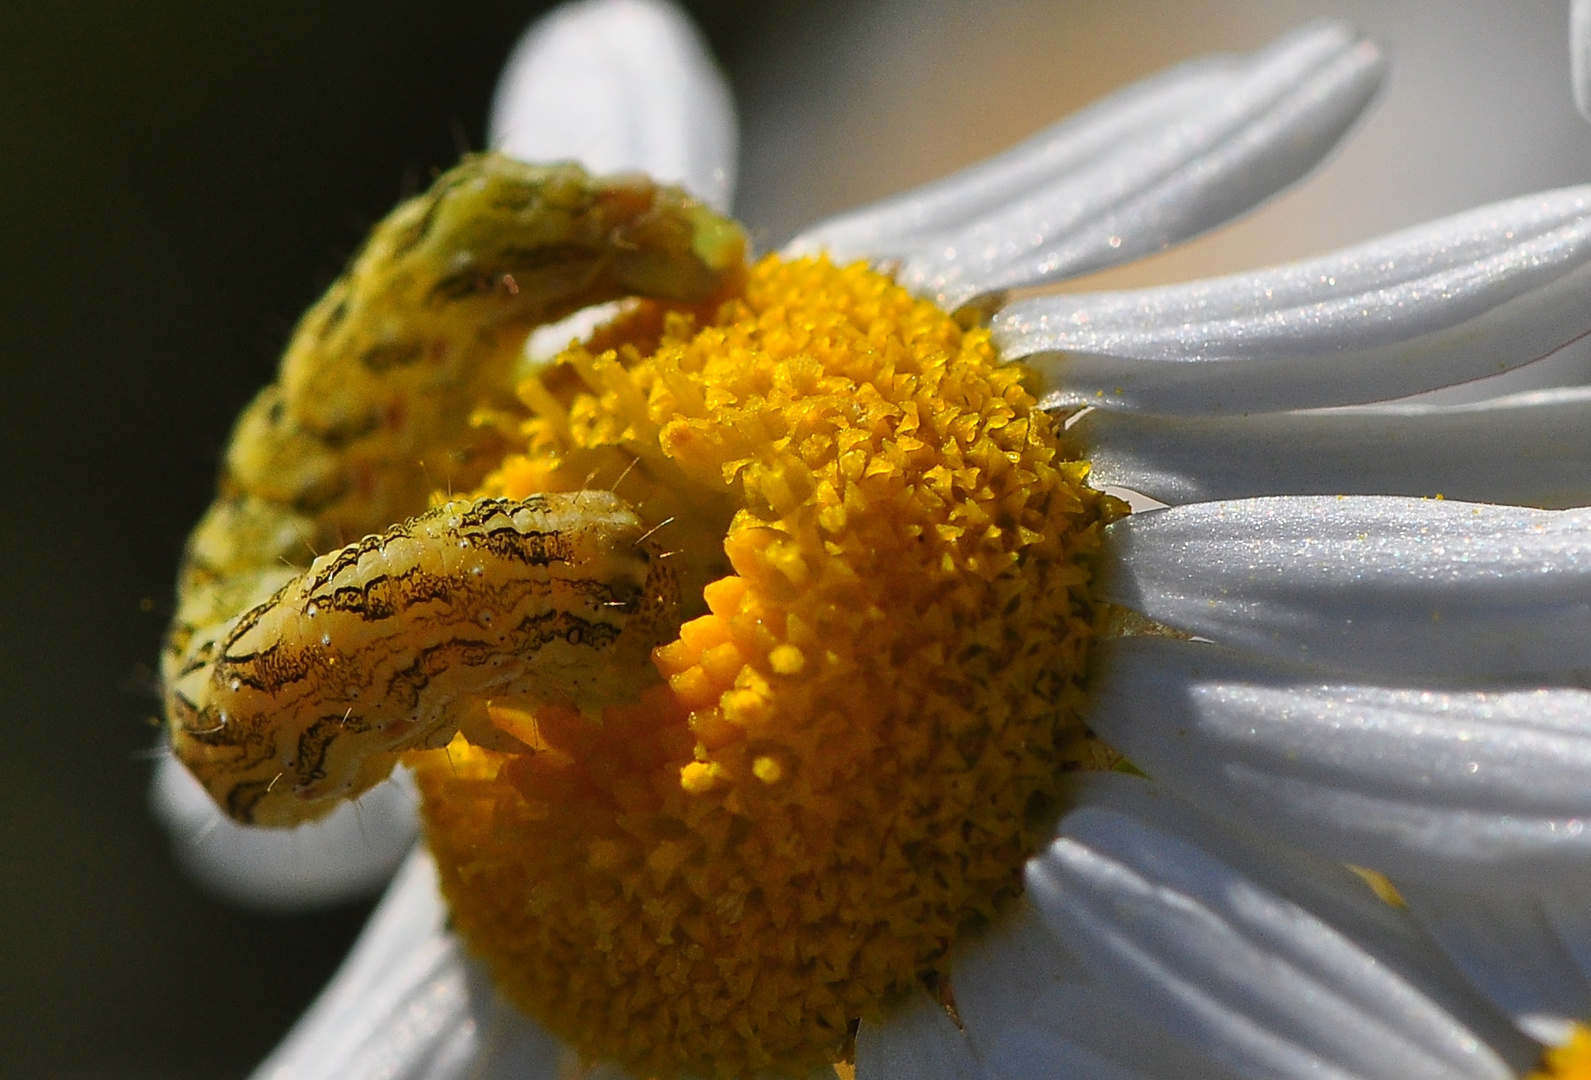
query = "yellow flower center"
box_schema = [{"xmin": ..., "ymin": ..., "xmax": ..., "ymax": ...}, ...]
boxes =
[
  {"xmin": 407, "ymin": 255, "xmax": 1120, "ymax": 1078},
  {"xmin": 1532, "ymin": 1026, "xmax": 1591, "ymax": 1080}
]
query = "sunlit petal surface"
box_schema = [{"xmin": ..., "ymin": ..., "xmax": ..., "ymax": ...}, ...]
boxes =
[
  {"xmin": 1076, "ymin": 387, "xmax": 1591, "ymax": 508},
  {"xmin": 1100, "ymin": 496, "xmax": 1591, "ymax": 684},
  {"xmin": 1000, "ymin": 188, "xmax": 1591, "ymax": 413},
  {"xmin": 789, "ymin": 20, "xmax": 1383, "ymax": 309},
  {"xmin": 1087, "ymin": 638, "xmax": 1591, "ymax": 887},
  {"xmin": 489, "ymin": 0, "xmax": 737, "ymax": 211}
]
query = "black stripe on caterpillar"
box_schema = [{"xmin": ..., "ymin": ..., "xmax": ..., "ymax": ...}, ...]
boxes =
[{"xmin": 167, "ymin": 493, "xmax": 679, "ymax": 826}]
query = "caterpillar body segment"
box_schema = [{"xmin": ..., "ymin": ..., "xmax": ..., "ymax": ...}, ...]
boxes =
[
  {"xmin": 168, "ymin": 494, "xmax": 679, "ymax": 827},
  {"xmin": 162, "ymin": 155, "xmax": 745, "ymax": 825}
]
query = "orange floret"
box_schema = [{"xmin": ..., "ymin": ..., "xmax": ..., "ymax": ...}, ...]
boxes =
[
  {"xmin": 1531, "ymin": 1025, "xmax": 1591, "ymax": 1080},
  {"xmin": 408, "ymin": 255, "xmax": 1120, "ymax": 1079}
]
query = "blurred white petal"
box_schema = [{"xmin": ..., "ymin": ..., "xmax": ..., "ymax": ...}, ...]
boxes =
[
  {"xmin": 1399, "ymin": 882, "xmax": 1591, "ymax": 1046},
  {"xmin": 521, "ymin": 298, "xmax": 633, "ymax": 367},
  {"xmin": 152, "ymin": 753, "xmax": 418, "ymax": 912},
  {"xmin": 1574, "ymin": 0, "xmax": 1591, "ymax": 124},
  {"xmin": 999, "ymin": 187, "xmax": 1591, "ymax": 413},
  {"xmin": 1087, "ymin": 637, "xmax": 1591, "ymax": 888},
  {"xmin": 854, "ymin": 987, "xmax": 982, "ymax": 1080},
  {"xmin": 490, "ymin": 0, "xmax": 737, "ymax": 211},
  {"xmin": 789, "ymin": 20, "xmax": 1383, "ymax": 309},
  {"xmin": 1025, "ymin": 778, "xmax": 1528, "ymax": 1080},
  {"xmin": 1100, "ymin": 496, "xmax": 1591, "ymax": 684},
  {"xmin": 252, "ymin": 849, "xmax": 564, "ymax": 1080}
]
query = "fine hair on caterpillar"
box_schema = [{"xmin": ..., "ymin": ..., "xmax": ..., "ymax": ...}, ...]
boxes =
[{"xmin": 162, "ymin": 154, "xmax": 746, "ymax": 826}]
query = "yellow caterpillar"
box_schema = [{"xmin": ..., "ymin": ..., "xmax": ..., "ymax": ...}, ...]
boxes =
[{"xmin": 163, "ymin": 154, "xmax": 745, "ymax": 826}]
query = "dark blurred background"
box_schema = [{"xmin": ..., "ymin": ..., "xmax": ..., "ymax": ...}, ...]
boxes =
[{"xmin": 3, "ymin": 2, "xmax": 1590, "ymax": 1077}]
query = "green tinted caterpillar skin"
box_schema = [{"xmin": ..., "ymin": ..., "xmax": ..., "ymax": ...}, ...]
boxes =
[
  {"xmin": 163, "ymin": 154, "xmax": 744, "ymax": 826},
  {"xmin": 167, "ymin": 493, "xmax": 679, "ymax": 827}
]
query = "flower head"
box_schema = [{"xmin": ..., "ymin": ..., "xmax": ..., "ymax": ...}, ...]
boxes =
[
  {"xmin": 161, "ymin": 3, "xmax": 1591, "ymax": 1079},
  {"xmin": 413, "ymin": 253, "xmax": 1115, "ymax": 1076}
]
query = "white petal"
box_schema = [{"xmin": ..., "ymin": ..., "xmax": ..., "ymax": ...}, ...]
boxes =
[
  {"xmin": 788, "ymin": 21, "xmax": 1383, "ymax": 309},
  {"xmin": 522, "ymin": 299, "xmax": 633, "ymax": 366},
  {"xmin": 978, "ymin": 1023, "xmax": 1152, "ymax": 1080},
  {"xmin": 489, "ymin": 0, "xmax": 737, "ymax": 211},
  {"xmin": 1075, "ymin": 387, "xmax": 1591, "ymax": 508},
  {"xmin": 1063, "ymin": 774, "xmax": 1527, "ymax": 1047},
  {"xmin": 1101, "ymin": 496, "xmax": 1591, "ymax": 684},
  {"xmin": 999, "ymin": 187, "xmax": 1591, "ymax": 414},
  {"xmin": 1574, "ymin": 0, "xmax": 1591, "ymax": 125},
  {"xmin": 1087, "ymin": 637, "xmax": 1591, "ymax": 888},
  {"xmin": 952, "ymin": 899, "xmax": 1090, "ymax": 1024},
  {"xmin": 854, "ymin": 987, "xmax": 982, "ymax": 1080},
  {"xmin": 1026, "ymin": 782, "xmax": 1525, "ymax": 1080},
  {"xmin": 789, "ymin": 50, "xmax": 1238, "ymax": 260},
  {"xmin": 151, "ymin": 752, "xmax": 418, "ymax": 911},
  {"xmin": 251, "ymin": 848, "xmax": 564, "ymax": 1080},
  {"xmin": 1399, "ymin": 882, "xmax": 1591, "ymax": 1045},
  {"xmin": 952, "ymin": 899, "xmax": 1235, "ymax": 1080}
]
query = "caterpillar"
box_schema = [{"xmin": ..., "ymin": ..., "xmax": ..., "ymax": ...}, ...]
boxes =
[{"xmin": 163, "ymin": 154, "xmax": 746, "ymax": 826}]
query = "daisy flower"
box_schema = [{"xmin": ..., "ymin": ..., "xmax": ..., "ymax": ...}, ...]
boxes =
[{"xmin": 161, "ymin": 1, "xmax": 1591, "ymax": 1078}]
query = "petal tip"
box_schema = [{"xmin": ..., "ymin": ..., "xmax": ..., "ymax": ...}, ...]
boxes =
[{"xmin": 488, "ymin": 0, "xmax": 738, "ymax": 211}]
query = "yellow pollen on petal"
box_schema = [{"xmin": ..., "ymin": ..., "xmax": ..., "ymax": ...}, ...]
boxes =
[
  {"xmin": 406, "ymin": 255, "xmax": 1121, "ymax": 1079},
  {"xmin": 1531, "ymin": 1024, "xmax": 1591, "ymax": 1080},
  {"xmin": 1347, "ymin": 865, "xmax": 1406, "ymax": 908}
]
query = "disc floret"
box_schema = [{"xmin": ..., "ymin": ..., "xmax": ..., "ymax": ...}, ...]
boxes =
[{"xmin": 410, "ymin": 255, "xmax": 1120, "ymax": 1078}]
